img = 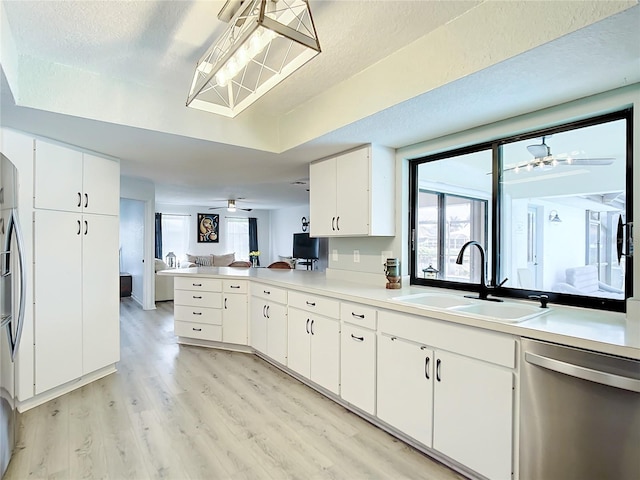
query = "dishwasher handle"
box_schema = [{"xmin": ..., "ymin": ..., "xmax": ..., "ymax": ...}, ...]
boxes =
[{"xmin": 525, "ymin": 351, "xmax": 640, "ymax": 393}]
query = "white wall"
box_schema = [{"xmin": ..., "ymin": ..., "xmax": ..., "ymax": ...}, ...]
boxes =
[
  {"xmin": 119, "ymin": 198, "xmax": 145, "ymax": 301},
  {"xmin": 156, "ymin": 203, "xmax": 273, "ymax": 265}
]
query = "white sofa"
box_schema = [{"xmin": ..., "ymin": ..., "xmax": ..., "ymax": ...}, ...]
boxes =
[
  {"xmin": 155, "ymin": 258, "xmax": 174, "ymax": 302},
  {"xmin": 553, "ymin": 265, "xmax": 624, "ymax": 299}
]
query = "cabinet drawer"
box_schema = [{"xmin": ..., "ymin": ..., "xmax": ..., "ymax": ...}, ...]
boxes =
[
  {"xmin": 252, "ymin": 283, "xmax": 287, "ymax": 303},
  {"xmin": 341, "ymin": 302, "xmax": 377, "ymax": 330},
  {"xmin": 174, "ymin": 290, "xmax": 222, "ymax": 308},
  {"xmin": 175, "ymin": 277, "xmax": 222, "ymax": 292},
  {"xmin": 174, "ymin": 305, "xmax": 222, "ymax": 325},
  {"xmin": 288, "ymin": 291, "xmax": 340, "ymax": 319},
  {"xmin": 223, "ymin": 279, "xmax": 248, "ymax": 293},
  {"xmin": 175, "ymin": 321, "xmax": 222, "ymax": 341},
  {"xmin": 378, "ymin": 310, "xmax": 516, "ymax": 368}
]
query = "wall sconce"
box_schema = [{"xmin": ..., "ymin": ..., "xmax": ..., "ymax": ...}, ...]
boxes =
[
  {"xmin": 186, "ymin": 0, "xmax": 321, "ymax": 117},
  {"xmin": 549, "ymin": 210, "xmax": 562, "ymax": 223}
]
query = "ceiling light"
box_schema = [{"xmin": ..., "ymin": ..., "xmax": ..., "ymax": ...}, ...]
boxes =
[
  {"xmin": 186, "ymin": 0, "xmax": 321, "ymax": 118},
  {"xmin": 227, "ymin": 200, "xmax": 237, "ymax": 212}
]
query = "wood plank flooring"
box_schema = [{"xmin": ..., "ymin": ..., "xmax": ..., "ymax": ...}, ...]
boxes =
[{"xmin": 4, "ymin": 298, "xmax": 465, "ymax": 480}]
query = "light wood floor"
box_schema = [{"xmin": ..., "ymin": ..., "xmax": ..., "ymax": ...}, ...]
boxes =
[{"xmin": 5, "ymin": 298, "xmax": 465, "ymax": 480}]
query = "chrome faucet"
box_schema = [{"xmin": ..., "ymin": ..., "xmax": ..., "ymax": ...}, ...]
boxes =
[{"xmin": 455, "ymin": 240, "xmax": 502, "ymax": 302}]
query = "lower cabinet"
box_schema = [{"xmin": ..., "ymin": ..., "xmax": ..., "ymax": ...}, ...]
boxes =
[
  {"xmin": 432, "ymin": 350, "xmax": 514, "ymax": 480},
  {"xmin": 377, "ymin": 333, "xmax": 434, "ymax": 447},
  {"xmin": 340, "ymin": 323, "xmax": 376, "ymax": 415},
  {"xmin": 250, "ymin": 283, "xmax": 288, "ymax": 364},
  {"xmin": 288, "ymin": 307, "xmax": 340, "ymax": 395},
  {"xmin": 222, "ymin": 280, "xmax": 248, "ymax": 345}
]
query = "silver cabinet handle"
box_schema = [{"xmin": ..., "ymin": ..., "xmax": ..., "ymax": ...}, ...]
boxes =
[
  {"xmin": 351, "ymin": 312, "xmax": 365, "ymax": 319},
  {"xmin": 525, "ymin": 352, "xmax": 640, "ymax": 393},
  {"xmin": 425, "ymin": 356, "xmax": 430, "ymax": 380},
  {"xmin": 436, "ymin": 359, "xmax": 442, "ymax": 382},
  {"xmin": 350, "ymin": 334, "xmax": 364, "ymax": 342},
  {"xmin": 84, "ymin": 193, "xmax": 89, "ymax": 208}
]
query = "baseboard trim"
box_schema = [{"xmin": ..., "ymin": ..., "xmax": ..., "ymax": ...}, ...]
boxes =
[{"xmin": 18, "ymin": 364, "xmax": 117, "ymax": 413}]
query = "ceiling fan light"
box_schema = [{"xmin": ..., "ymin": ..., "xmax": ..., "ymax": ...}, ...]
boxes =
[{"xmin": 227, "ymin": 200, "xmax": 237, "ymax": 212}]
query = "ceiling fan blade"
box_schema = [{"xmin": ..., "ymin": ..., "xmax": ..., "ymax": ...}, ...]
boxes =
[{"xmin": 556, "ymin": 157, "xmax": 615, "ymax": 166}]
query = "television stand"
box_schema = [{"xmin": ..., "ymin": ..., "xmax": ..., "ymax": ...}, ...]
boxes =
[{"xmin": 297, "ymin": 259, "xmax": 316, "ymax": 271}]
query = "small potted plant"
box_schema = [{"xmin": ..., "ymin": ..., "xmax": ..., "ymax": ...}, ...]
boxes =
[{"xmin": 249, "ymin": 250, "xmax": 260, "ymax": 267}]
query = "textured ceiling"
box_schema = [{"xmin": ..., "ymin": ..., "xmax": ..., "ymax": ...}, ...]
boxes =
[{"xmin": 1, "ymin": 1, "xmax": 639, "ymax": 209}]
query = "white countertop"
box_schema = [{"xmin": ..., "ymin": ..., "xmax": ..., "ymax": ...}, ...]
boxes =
[{"xmin": 160, "ymin": 267, "xmax": 640, "ymax": 360}]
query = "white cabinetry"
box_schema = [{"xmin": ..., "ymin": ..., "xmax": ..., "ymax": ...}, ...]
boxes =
[
  {"xmin": 222, "ymin": 280, "xmax": 248, "ymax": 345},
  {"xmin": 33, "ymin": 140, "xmax": 120, "ymax": 395},
  {"xmin": 287, "ymin": 291, "xmax": 340, "ymax": 394},
  {"xmin": 250, "ymin": 283, "xmax": 287, "ymax": 365},
  {"xmin": 174, "ymin": 277, "xmax": 223, "ymax": 342},
  {"xmin": 377, "ymin": 310, "xmax": 515, "ymax": 480},
  {"xmin": 340, "ymin": 302, "xmax": 377, "ymax": 415},
  {"xmin": 309, "ymin": 144, "xmax": 395, "ymax": 237}
]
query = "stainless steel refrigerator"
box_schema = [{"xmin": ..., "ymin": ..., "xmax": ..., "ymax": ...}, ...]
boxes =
[{"xmin": 0, "ymin": 152, "xmax": 27, "ymax": 478}]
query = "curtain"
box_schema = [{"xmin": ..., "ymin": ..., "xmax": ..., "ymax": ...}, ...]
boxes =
[
  {"xmin": 249, "ymin": 217, "xmax": 259, "ymax": 266},
  {"xmin": 155, "ymin": 212, "xmax": 163, "ymax": 259}
]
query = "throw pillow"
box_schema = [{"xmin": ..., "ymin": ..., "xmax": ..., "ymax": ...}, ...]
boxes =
[
  {"xmin": 186, "ymin": 254, "xmax": 214, "ymax": 266},
  {"xmin": 213, "ymin": 252, "xmax": 235, "ymax": 266}
]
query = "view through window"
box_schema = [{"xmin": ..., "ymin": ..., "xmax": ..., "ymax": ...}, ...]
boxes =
[{"xmin": 410, "ymin": 111, "xmax": 631, "ymax": 310}]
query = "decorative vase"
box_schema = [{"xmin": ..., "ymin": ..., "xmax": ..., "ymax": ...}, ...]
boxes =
[{"xmin": 251, "ymin": 256, "xmax": 258, "ymax": 267}]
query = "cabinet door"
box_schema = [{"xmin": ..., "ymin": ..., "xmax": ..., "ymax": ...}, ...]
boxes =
[
  {"xmin": 34, "ymin": 140, "xmax": 83, "ymax": 212},
  {"xmin": 377, "ymin": 334, "xmax": 433, "ymax": 447},
  {"xmin": 335, "ymin": 148, "xmax": 369, "ymax": 235},
  {"xmin": 433, "ymin": 350, "xmax": 513, "ymax": 480},
  {"xmin": 266, "ymin": 302, "xmax": 287, "ymax": 365},
  {"xmin": 309, "ymin": 315, "xmax": 340, "ymax": 395},
  {"xmin": 309, "ymin": 158, "xmax": 337, "ymax": 236},
  {"xmin": 249, "ymin": 298, "xmax": 267, "ymax": 354},
  {"xmin": 223, "ymin": 294, "xmax": 248, "ymax": 345},
  {"xmin": 34, "ymin": 210, "xmax": 83, "ymax": 393},
  {"xmin": 287, "ymin": 308, "xmax": 310, "ymax": 378},
  {"xmin": 82, "ymin": 154, "xmax": 120, "ymax": 216},
  {"xmin": 341, "ymin": 323, "xmax": 376, "ymax": 414},
  {"xmin": 82, "ymin": 214, "xmax": 120, "ymax": 374}
]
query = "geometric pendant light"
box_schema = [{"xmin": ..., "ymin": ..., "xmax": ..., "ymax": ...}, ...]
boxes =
[{"xmin": 186, "ymin": 0, "xmax": 321, "ymax": 118}]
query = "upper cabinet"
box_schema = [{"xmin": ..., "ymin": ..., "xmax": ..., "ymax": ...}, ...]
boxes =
[
  {"xmin": 34, "ymin": 140, "xmax": 119, "ymax": 215},
  {"xmin": 309, "ymin": 144, "xmax": 395, "ymax": 237}
]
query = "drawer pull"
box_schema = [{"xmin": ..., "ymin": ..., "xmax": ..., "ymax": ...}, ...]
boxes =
[
  {"xmin": 263, "ymin": 290, "xmax": 271, "ymax": 295},
  {"xmin": 192, "ymin": 327, "xmax": 202, "ymax": 332},
  {"xmin": 192, "ymin": 312, "xmax": 202, "ymax": 316},
  {"xmin": 350, "ymin": 334, "xmax": 364, "ymax": 342},
  {"xmin": 192, "ymin": 295, "xmax": 202, "ymax": 299},
  {"xmin": 391, "ymin": 336, "xmax": 397, "ymax": 341},
  {"xmin": 193, "ymin": 283, "xmax": 202, "ymax": 287},
  {"xmin": 351, "ymin": 312, "xmax": 365, "ymax": 319},
  {"xmin": 306, "ymin": 301, "xmax": 316, "ymax": 307},
  {"xmin": 230, "ymin": 285, "xmax": 241, "ymax": 289}
]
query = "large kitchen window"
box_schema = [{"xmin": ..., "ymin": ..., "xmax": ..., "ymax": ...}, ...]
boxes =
[{"xmin": 410, "ymin": 110, "xmax": 633, "ymax": 311}]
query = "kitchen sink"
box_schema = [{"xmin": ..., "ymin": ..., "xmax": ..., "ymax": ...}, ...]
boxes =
[
  {"xmin": 392, "ymin": 292, "xmax": 549, "ymax": 323},
  {"xmin": 392, "ymin": 293, "xmax": 476, "ymax": 309},
  {"xmin": 450, "ymin": 302, "xmax": 549, "ymax": 323}
]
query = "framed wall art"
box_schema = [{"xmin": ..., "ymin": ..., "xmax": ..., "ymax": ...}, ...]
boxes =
[{"xmin": 197, "ymin": 213, "xmax": 219, "ymax": 243}]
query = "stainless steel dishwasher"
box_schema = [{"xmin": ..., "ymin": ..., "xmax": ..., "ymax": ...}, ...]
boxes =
[{"xmin": 520, "ymin": 338, "xmax": 640, "ymax": 480}]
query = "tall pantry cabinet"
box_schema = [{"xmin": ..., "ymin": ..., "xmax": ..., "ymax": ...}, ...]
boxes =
[{"xmin": 33, "ymin": 140, "xmax": 120, "ymax": 394}]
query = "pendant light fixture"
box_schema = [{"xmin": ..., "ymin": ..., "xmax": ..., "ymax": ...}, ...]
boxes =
[{"xmin": 186, "ymin": 0, "xmax": 321, "ymax": 118}]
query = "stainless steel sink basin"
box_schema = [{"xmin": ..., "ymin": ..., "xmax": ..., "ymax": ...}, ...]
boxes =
[
  {"xmin": 450, "ymin": 302, "xmax": 549, "ymax": 323},
  {"xmin": 392, "ymin": 293, "xmax": 476, "ymax": 309}
]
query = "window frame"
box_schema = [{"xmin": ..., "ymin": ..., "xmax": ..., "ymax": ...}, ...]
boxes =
[{"xmin": 409, "ymin": 109, "xmax": 633, "ymax": 312}]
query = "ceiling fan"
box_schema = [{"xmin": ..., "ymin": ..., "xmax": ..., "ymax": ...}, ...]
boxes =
[
  {"xmin": 505, "ymin": 136, "xmax": 615, "ymax": 173},
  {"xmin": 209, "ymin": 199, "xmax": 253, "ymax": 212}
]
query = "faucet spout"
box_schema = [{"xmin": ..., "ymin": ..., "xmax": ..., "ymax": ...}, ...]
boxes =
[{"xmin": 456, "ymin": 240, "xmax": 501, "ymax": 301}]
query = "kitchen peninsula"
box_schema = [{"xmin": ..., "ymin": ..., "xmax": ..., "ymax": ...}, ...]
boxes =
[{"xmin": 159, "ymin": 266, "xmax": 639, "ymax": 480}]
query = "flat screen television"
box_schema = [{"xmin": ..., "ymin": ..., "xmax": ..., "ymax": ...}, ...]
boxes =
[{"xmin": 293, "ymin": 232, "xmax": 319, "ymax": 259}]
